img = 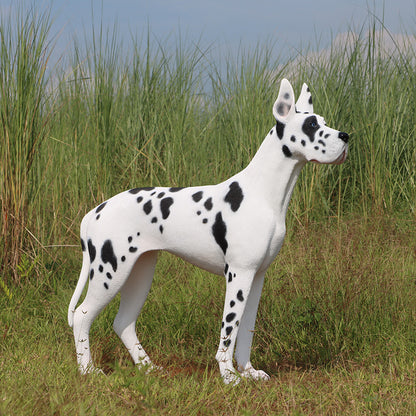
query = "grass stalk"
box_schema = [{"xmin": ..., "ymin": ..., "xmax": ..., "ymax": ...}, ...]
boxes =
[{"xmin": 0, "ymin": 5, "xmax": 54, "ymax": 282}]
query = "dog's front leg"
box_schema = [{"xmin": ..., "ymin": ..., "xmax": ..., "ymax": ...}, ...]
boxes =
[
  {"xmin": 215, "ymin": 268, "xmax": 256, "ymax": 385},
  {"xmin": 235, "ymin": 270, "xmax": 270, "ymax": 381}
]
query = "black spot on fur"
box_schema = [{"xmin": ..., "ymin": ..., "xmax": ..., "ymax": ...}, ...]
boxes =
[
  {"xmin": 309, "ymin": 96, "xmax": 313, "ymax": 105},
  {"xmin": 89, "ymin": 268, "xmax": 94, "ymax": 280},
  {"xmin": 96, "ymin": 215, "xmax": 100, "ymax": 220},
  {"xmin": 121, "ymin": 256, "xmax": 126, "ymax": 262},
  {"xmin": 301, "ymin": 140, "xmax": 306, "ymax": 147},
  {"xmin": 224, "ymin": 182, "xmax": 244, "ymax": 212},
  {"xmin": 128, "ymin": 236, "xmax": 133, "ymax": 243},
  {"xmin": 237, "ymin": 290, "xmax": 244, "ymax": 302},
  {"xmin": 224, "ymin": 264, "xmax": 229, "ymax": 275},
  {"xmin": 302, "ymin": 115, "xmax": 319, "ymax": 143},
  {"xmin": 204, "ymin": 197, "xmax": 213, "ymax": 211},
  {"xmin": 221, "ymin": 322, "xmax": 224, "ymax": 328},
  {"xmin": 169, "ymin": 187, "xmax": 184, "ymax": 192},
  {"xmin": 226, "ymin": 312, "xmax": 236, "ymax": 322},
  {"xmin": 276, "ymin": 120, "xmax": 285, "ymax": 139},
  {"xmin": 137, "ymin": 196, "xmax": 143, "ymax": 203},
  {"xmin": 228, "ymin": 272, "xmax": 233, "ymax": 282},
  {"xmin": 104, "ymin": 282, "xmax": 109, "ymax": 290},
  {"xmin": 192, "ymin": 191, "xmax": 203, "ymax": 202},
  {"xmin": 129, "ymin": 247, "xmax": 138, "ymax": 253},
  {"xmin": 129, "ymin": 187, "xmax": 155, "ymax": 194},
  {"xmin": 143, "ymin": 200, "xmax": 152, "ymax": 215},
  {"xmin": 106, "ymin": 272, "xmax": 112, "ymax": 280},
  {"xmin": 99, "ymin": 265, "xmax": 103, "ymax": 273},
  {"xmin": 202, "ymin": 218, "xmax": 208, "ymax": 224},
  {"xmin": 230, "ymin": 300, "xmax": 235, "ymax": 307},
  {"xmin": 159, "ymin": 225, "xmax": 164, "ymax": 234},
  {"xmin": 160, "ymin": 197, "xmax": 174, "ymax": 219},
  {"xmin": 95, "ymin": 202, "xmax": 107, "ymax": 214},
  {"xmin": 226, "ymin": 326, "xmax": 233, "ymax": 336},
  {"xmin": 101, "ymin": 240, "xmax": 117, "ymax": 272},
  {"xmin": 87, "ymin": 239, "xmax": 96, "ymax": 263},
  {"xmin": 282, "ymin": 145, "xmax": 292, "ymax": 158},
  {"xmin": 157, "ymin": 192, "xmax": 165, "ymax": 199},
  {"xmin": 212, "ymin": 212, "xmax": 228, "ymax": 254},
  {"xmin": 151, "ymin": 217, "xmax": 158, "ymax": 223},
  {"xmin": 290, "ymin": 135, "xmax": 296, "ymax": 142},
  {"xmin": 81, "ymin": 239, "xmax": 86, "ymax": 252},
  {"xmin": 223, "ymin": 339, "xmax": 231, "ymax": 347}
]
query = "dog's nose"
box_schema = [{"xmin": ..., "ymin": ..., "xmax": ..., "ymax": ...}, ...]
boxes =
[{"xmin": 338, "ymin": 132, "xmax": 349, "ymax": 143}]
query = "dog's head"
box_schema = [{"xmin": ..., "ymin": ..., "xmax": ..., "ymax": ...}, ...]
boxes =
[{"xmin": 272, "ymin": 79, "xmax": 348, "ymax": 164}]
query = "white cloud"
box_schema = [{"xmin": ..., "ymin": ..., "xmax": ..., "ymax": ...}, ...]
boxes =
[{"xmin": 279, "ymin": 29, "xmax": 416, "ymax": 83}]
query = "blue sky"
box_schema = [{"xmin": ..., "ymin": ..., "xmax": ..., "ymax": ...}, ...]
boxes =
[
  {"xmin": 2, "ymin": 1, "xmax": 415, "ymax": 62},
  {"xmin": 47, "ymin": 0, "xmax": 415, "ymax": 55}
]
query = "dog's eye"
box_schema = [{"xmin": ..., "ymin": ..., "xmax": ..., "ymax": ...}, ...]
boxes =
[{"xmin": 310, "ymin": 121, "xmax": 317, "ymax": 128}]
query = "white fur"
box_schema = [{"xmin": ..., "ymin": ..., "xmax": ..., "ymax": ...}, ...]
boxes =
[{"xmin": 68, "ymin": 79, "xmax": 349, "ymax": 385}]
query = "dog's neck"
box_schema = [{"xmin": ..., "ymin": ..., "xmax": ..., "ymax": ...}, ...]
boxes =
[{"xmin": 238, "ymin": 129, "xmax": 306, "ymax": 220}]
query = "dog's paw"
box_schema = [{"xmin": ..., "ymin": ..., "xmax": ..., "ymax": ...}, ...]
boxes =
[
  {"xmin": 79, "ymin": 365, "xmax": 105, "ymax": 376},
  {"xmin": 239, "ymin": 363, "xmax": 270, "ymax": 381},
  {"xmin": 221, "ymin": 369, "xmax": 241, "ymax": 386},
  {"xmin": 145, "ymin": 364, "xmax": 164, "ymax": 374},
  {"xmin": 136, "ymin": 359, "xmax": 163, "ymax": 374}
]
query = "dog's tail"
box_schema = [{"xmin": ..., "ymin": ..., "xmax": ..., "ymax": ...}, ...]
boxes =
[{"xmin": 68, "ymin": 216, "xmax": 91, "ymax": 328}]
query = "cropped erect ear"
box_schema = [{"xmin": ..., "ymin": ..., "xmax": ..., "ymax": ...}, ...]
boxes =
[
  {"xmin": 273, "ymin": 78, "xmax": 296, "ymax": 123},
  {"xmin": 295, "ymin": 83, "xmax": 314, "ymax": 114}
]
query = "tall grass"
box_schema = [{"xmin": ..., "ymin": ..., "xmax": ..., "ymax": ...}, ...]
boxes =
[
  {"xmin": 0, "ymin": 6, "xmax": 54, "ymax": 282},
  {"xmin": 292, "ymin": 25, "xmax": 416, "ymax": 220},
  {"xmin": 1, "ymin": 5, "xmax": 415, "ymax": 282}
]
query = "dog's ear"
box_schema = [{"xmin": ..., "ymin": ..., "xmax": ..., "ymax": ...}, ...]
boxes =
[
  {"xmin": 295, "ymin": 83, "xmax": 314, "ymax": 114},
  {"xmin": 273, "ymin": 79, "xmax": 296, "ymax": 123}
]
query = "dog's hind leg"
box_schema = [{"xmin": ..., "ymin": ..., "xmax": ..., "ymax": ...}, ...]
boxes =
[
  {"xmin": 72, "ymin": 255, "xmax": 137, "ymax": 374},
  {"xmin": 73, "ymin": 290, "xmax": 121, "ymax": 375},
  {"xmin": 72, "ymin": 298, "xmax": 103, "ymax": 375},
  {"xmin": 113, "ymin": 251, "xmax": 158, "ymax": 371}
]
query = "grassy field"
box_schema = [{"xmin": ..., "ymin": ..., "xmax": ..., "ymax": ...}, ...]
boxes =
[
  {"xmin": 2, "ymin": 219, "xmax": 415, "ymax": 415},
  {"xmin": 1, "ymin": 5, "xmax": 416, "ymax": 415}
]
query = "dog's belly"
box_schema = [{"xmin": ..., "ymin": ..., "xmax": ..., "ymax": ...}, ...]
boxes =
[
  {"xmin": 166, "ymin": 247, "xmax": 225, "ymax": 276},
  {"xmin": 169, "ymin": 250, "xmax": 225, "ymax": 275}
]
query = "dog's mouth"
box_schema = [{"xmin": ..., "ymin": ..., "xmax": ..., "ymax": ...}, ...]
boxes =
[
  {"xmin": 333, "ymin": 148, "xmax": 348, "ymax": 165},
  {"xmin": 310, "ymin": 148, "xmax": 348, "ymax": 165}
]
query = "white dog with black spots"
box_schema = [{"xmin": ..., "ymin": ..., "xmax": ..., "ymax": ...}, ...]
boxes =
[{"xmin": 68, "ymin": 79, "xmax": 349, "ymax": 385}]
